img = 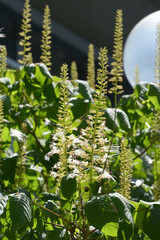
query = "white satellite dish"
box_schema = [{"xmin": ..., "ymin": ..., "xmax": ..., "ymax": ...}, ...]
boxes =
[{"xmin": 123, "ymin": 11, "xmax": 160, "ymax": 87}]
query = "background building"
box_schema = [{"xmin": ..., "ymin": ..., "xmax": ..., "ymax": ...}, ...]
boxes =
[{"xmin": 0, "ymin": 0, "xmax": 160, "ymax": 95}]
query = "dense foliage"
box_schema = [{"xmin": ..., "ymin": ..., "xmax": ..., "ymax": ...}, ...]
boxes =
[
  {"xmin": 0, "ymin": 62, "xmax": 159, "ymax": 239},
  {"xmin": 0, "ymin": 1, "xmax": 160, "ymax": 239}
]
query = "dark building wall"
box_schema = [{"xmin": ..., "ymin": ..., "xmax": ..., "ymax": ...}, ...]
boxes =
[{"xmin": 0, "ymin": 0, "xmax": 159, "ymax": 96}]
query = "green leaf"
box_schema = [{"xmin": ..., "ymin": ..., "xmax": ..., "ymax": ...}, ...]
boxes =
[
  {"xmin": 134, "ymin": 200, "xmax": 149, "ymax": 230},
  {"xmin": 46, "ymin": 228, "xmax": 66, "ymax": 240},
  {"xmin": 9, "ymin": 193, "xmax": 33, "ymax": 230},
  {"xmin": 0, "ymin": 95, "xmax": 11, "ymax": 115},
  {"xmin": 10, "ymin": 128, "xmax": 24, "ymax": 141},
  {"xmin": 22, "ymin": 64, "xmax": 36, "ymax": 77},
  {"xmin": 0, "ymin": 193, "xmax": 8, "ymax": 215},
  {"xmin": 109, "ymin": 193, "xmax": 134, "ymax": 224},
  {"xmin": 116, "ymin": 109, "xmax": 131, "ymax": 131},
  {"xmin": 104, "ymin": 108, "xmax": 119, "ymax": 130},
  {"xmin": 53, "ymin": 76, "xmax": 62, "ymax": 82},
  {"xmin": 27, "ymin": 150, "xmax": 45, "ymax": 164},
  {"xmin": 89, "ymin": 229, "xmax": 103, "ymax": 239},
  {"xmin": 143, "ymin": 204, "xmax": 160, "ymax": 240},
  {"xmin": 76, "ymin": 80, "xmax": 93, "ymax": 102},
  {"xmin": 133, "ymin": 158, "xmax": 147, "ymax": 179},
  {"xmin": 43, "ymin": 82, "xmax": 56, "ymax": 103},
  {"xmin": 148, "ymin": 82, "xmax": 160, "ymax": 108},
  {"xmin": 118, "ymin": 219, "xmax": 133, "ymax": 240},
  {"xmin": 0, "ymin": 77, "xmax": 11, "ymax": 85},
  {"xmin": 1, "ymin": 126, "xmax": 10, "ymax": 142},
  {"xmin": 84, "ymin": 195, "xmax": 118, "ymax": 230},
  {"xmin": 47, "ymin": 102, "xmax": 59, "ymax": 121},
  {"xmin": 134, "ymin": 82, "xmax": 148, "ymax": 99},
  {"xmin": 2, "ymin": 154, "xmax": 17, "ymax": 183},
  {"xmin": 134, "ymin": 200, "xmax": 160, "ymax": 231},
  {"xmin": 43, "ymin": 200, "xmax": 59, "ymax": 221},
  {"xmin": 60, "ymin": 174, "xmax": 77, "ymax": 199},
  {"xmin": 71, "ymin": 97, "xmax": 90, "ymax": 119},
  {"xmin": 101, "ymin": 222, "xmax": 119, "ymax": 237},
  {"xmin": 109, "ymin": 193, "xmax": 134, "ymax": 239},
  {"xmin": 35, "ymin": 63, "xmax": 53, "ymax": 86},
  {"xmin": 40, "ymin": 193, "xmax": 61, "ymax": 201},
  {"xmin": 5, "ymin": 69, "xmax": 17, "ymax": 84}
]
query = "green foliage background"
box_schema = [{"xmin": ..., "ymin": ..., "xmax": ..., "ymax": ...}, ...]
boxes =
[{"xmin": 0, "ymin": 1, "xmax": 160, "ymax": 239}]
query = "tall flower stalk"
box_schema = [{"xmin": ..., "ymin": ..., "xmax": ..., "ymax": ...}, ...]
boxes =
[
  {"xmin": 76, "ymin": 47, "xmax": 109, "ymax": 196},
  {"xmin": 0, "ymin": 99, "xmax": 4, "ymax": 168},
  {"xmin": 109, "ymin": 9, "xmax": 123, "ymax": 107},
  {"xmin": 151, "ymin": 112, "xmax": 160, "ymax": 200},
  {"xmin": 155, "ymin": 24, "xmax": 160, "ymax": 85},
  {"xmin": 18, "ymin": 0, "xmax": 32, "ymax": 65},
  {"xmin": 0, "ymin": 45, "xmax": 7, "ymax": 78},
  {"xmin": 87, "ymin": 44, "xmax": 95, "ymax": 89},
  {"xmin": 119, "ymin": 138, "xmax": 133, "ymax": 199},
  {"xmin": 40, "ymin": 5, "xmax": 52, "ymax": 71},
  {"xmin": 14, "ymin": 123, "xmax": 27, "ymax": 189},
  {"xmin": 107, "ymin": 10, "xmax": 124, "ymax": 166},
  {"xmin": 48, "ymin": 64, "xmax": 73, "ymax": 187},
  {"xmin": 70, "ymin": 61, "xmax": 78, "ymax": 80}
]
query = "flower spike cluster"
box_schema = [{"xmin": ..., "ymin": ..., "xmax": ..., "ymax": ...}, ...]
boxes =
[
  {"xmin": 0, "ymin": 45, "xmax": 7, "ymax": 78},
  {"xmin": 155, "ymin": 24, "xmax": 160, "ymax": 85},
  {"xmin": 70, "ymin": 61, "xmax": 78, "ymax": 80},
  {"xmin": 18, "ymin": 0, "xmax": 32, "ymax": 65},
  {"xmin": 14, "ymin": 123, "xmax": 27, "ymax": 189},
  {"xmin": 77, "ymin": 47, "xmax": 111, "ymax": 193},
  {"xmin": 87, "ymin": 44, "xmax": 95, "ymax": 89},
  {"xmin": 48, "ymin": 64, "xmax": 74, "ymax": 186},
  {"xmin": 109, "ymin": 9, "xmax": 123, "ymax": 106},
  {"xmin": 40, "ymin": 5, "xmax": 52, "ymax": 71},
  {"xmin": 119, "ymin": 138, "xmax": 133, "ymax": 199}
]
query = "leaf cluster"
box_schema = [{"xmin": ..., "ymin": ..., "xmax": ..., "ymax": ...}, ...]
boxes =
[{"xmin": 0, "ymin": 2, "xmax": 160, "ymax": 239}]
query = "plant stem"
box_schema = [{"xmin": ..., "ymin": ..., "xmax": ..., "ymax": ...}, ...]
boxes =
[
  {"xmin": 32, "ymin": 200, "xmax": 84, "ymax": 233},
  {"xmin": 133, "ymin": 142, "xmax": 155, "ymax": 160}
]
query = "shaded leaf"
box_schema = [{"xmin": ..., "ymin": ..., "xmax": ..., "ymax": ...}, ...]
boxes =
[
  {"xmin": 44, "ymin": 200, "xmax": 59, "ymax": 221},
  {"xmin": 60, "ymin": 174, "xmax": 77, "ymax": 200},
  {"xmin": 9, "ymin": 193, "xmax": 33, "ymax": 230},
  {"xmin": 109, "ymin": 193, "xmax": 134, "ymax": 239},
  {"xmin": 104, "ymin": 108, "xmax": 119, "ymax": 130},
  {"xmin": 76, "ymin": 80, "xmax": 93, "ymax": 102},
  {"xmin": 143, "ymin": 204, "xmax": 160, "ymax": 240},
  {"xmin": 84, "ymin": 195, "xmax": 118, "ymax": 230},
  {"xmin": 2, "ymin": 154, "xmax": 17, "ymax": 183},
  {"xmin": 46, "ymin": 228, "xmax": 66, "ymax": 240},
  {"xmin": 40, "ymin": 192, "xmax": 61, "ymax": 201},
  {"xmin": 71, "ymin": 97, "xmax": 90, "ymax": 119},
  {"xmin": 109, "ymin": 192, "xmax": 134, "ymax": 224}
]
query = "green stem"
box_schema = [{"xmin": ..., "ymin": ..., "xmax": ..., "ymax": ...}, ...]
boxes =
[{"xmin": 32, "ymin": 200, "xmax": 84, "ymax": 233}]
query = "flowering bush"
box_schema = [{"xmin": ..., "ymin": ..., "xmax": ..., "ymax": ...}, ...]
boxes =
[{"xmin": 0, "ymin": 1, "xmax": 160, "ymax": 239}]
